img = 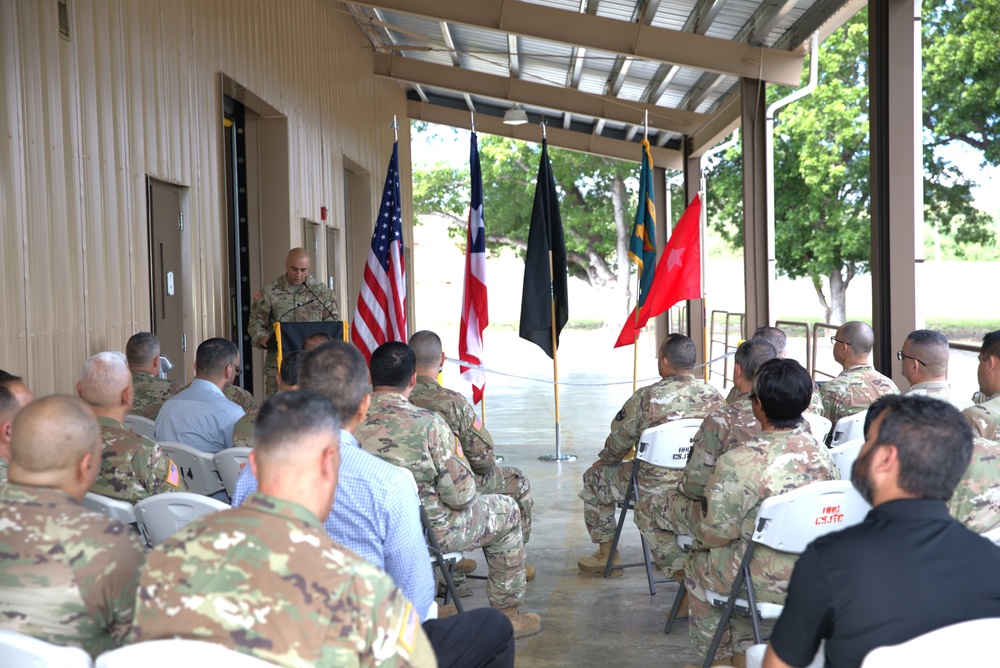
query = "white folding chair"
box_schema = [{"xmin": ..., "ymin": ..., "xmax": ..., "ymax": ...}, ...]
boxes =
[
  {"xmin": 801, "ymin": 413, "xmax": 833, "ymax": 444},
  {"xmin": 829, "ymin": 437, "xmax": 865, "ymax": 481},
  {"xmin": 700, "ymin": 480, "xmax": 871, "ymax": 668},
  {"xmin": 664, "ymin": 533, "xmax": 695, "ymax": 634},
  {"xmin": 213, "ymin": 448, "xmax": 252, "ymax": 498},
  {"xmin": 830, "ymin": 410, "xmax": 867, "ymax": 447},
  {"xmin": 124, "ymin": 414, "xmax": 156, "ymax": 439},
  {"xmin": 745, "ymin": 641, "xmax": 825, "ymax": 668},
  {"xmin": 0, "ymin": 629, "xmax": 92, "ymax": 668},
  {"xmin": 134, "ymin": 492, "xmax": 230, "ymax": 545},
  {"xmin": 82, "ymin": 492, "xmax": 150, "ymax": 545},
  {"xmin": 158, "ymin": 441, "xmax": 224, "ymax": 495},
  {"xmin": 604, "ymin": 418, "xmax": 703, "ymax": 592},
  {"xmin": 96, "ymin": 638, "xmax": 280, "ymax": 667},
  {"xmin": 860, "ymin": 618, "xmax": 1000, "ymax": 668},
  {"xmin": 981, "ymin": 525, "xmax": 1000, "ymax": 547}
]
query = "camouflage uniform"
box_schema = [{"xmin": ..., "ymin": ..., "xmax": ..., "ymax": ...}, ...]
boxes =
[
  {"xmin": 0, "ymin": 457, "xmax": 7, "ymax": 483},
  {"xmin": 667, "ymin": 393, "xmax": 761, "ymax": 546},
  {"xmin": 685, "ymin": 428, "xmax": 839, "ymax": 660},
  {"xmin": 231, "ymin": 411, "xmax": 256, "ymax": 448},
  {"xmin": 130, "ymin": 371, "xmax": 182, "ymax": 419},
  {"xmin": 819, "ymin": 364, "xmax": 899, "ymax": 427},
  {"xmin": 948, "ymin": 436, "xmax": 1000, "ymax": 533},
  {"xmin": 132, "ymin": 493, "xmax": 435, "ymax": 667},
  {"xmin": 963, "ymin": 391, "xmax": 1000, "ymax": 442},
  {"xmin": 905, "ymin": 380, "xmax": 974, "ymax": 411},
  {"xmin": 356, "ymin": 392, "xmax": 526, "ymax": 609},
  {"xmin": 410, "ymin": 375, "xmax": 533, "ymax": 543},
  {"xmin": 579, "ymin": 374, "xmax": 724, "ymax": 575},
  {"xmin": 247, "ymin": 275, "xmax": 339, "ymax": 396},
  {"xmin": 725, "ymin": 383, "xmax": 823, "ymax": 416},
  {"xmin": 92, "ymin": 416, "xmax": 187, "ymax": 501},
  {"xmin": 0, "ymin": 483, "xmax": 145, "ymax": 658}
]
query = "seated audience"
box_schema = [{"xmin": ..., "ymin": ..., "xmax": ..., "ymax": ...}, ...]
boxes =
[
  {"xmin": 77, "ymin": 351, "xmax": 186, "ymax": 500},
  {"xmin": 232, "ymin": 342, "xmax": 514, "ymax": 667},
  {"xmin": 133, "ymin": 391, "xmax": 437, "ymax": 667},
  {"xmin": 232, "ymin": 350, "xmax": 304, "ymax": 449},
  {"xmin": 409, "ymin": 330, "xmax": 534, "ymax": 583},
  {"xmin": 820, "ymin": 321, "xmax": 898, "ymax": 426},
  {"xmin": 899, "ymin": 329, "xmax": 972, "ymax": 409},
  {"xmin": 0, "ymin": 396, "xmax": 145, "ymax": 657},
  {"xmin": 764, "ymin": 395, "xmax": 1000, "ymax": 668},
  {"xmin": 154, "ymin": 338, "xmax": 245, "ymax": 453},
  {"xmin": 964, "ymin": 329, "xmax": 1000, "ymax": 441},
  {"xmin": 685, "ymin": 359, "xmax": 839, "ymax": 668},
  {"xmin": 0, "ymin": 370, "xmax": 34, "ymax": 482},
  {"xmin": 356, "ymin": 342, "xmax": 541, "ymax": 638},
  {"xmin": 579, "ymin": 334, "xmax": 724, "ymax": 578},
  {"xmin": 126, "ymin": 332, "xmax": 182, "ymax": 419}
]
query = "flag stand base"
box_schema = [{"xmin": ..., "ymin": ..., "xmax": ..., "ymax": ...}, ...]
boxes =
[{"xmin": 538, "ymin": 423, "xmax": 577, "ymax": 461}]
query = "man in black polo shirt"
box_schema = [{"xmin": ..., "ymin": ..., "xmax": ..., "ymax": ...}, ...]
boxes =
[{"xmin": 764, "ymin": 395, "xmax": 1000, "ymax": 668}]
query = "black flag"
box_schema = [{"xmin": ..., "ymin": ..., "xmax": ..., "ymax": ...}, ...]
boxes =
[{"xmin": 519, "ymin": 139, "xmax": 569, "ymax": 358}]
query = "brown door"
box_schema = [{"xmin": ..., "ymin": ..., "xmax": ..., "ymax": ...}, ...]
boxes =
[{"xmin": 147, "ymin": 178, "xmax": 186, "ymax": 383}]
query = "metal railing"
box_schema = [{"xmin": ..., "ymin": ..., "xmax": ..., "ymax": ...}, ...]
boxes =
[
  {"xmin": 774, "ymin": 320, "xmax": 812, "ymax": 376},
  {"xmin": 708, "ymin": 310, "xmax": 745, "ymax": 388},
  {"xmin": 811, "ymin": 322, "xmax": 840, "ymax": 383}
]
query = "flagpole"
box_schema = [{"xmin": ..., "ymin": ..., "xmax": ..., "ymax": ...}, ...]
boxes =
[{"xmin": 539, "ymin": 248, "xmax": 576, "ymax": 462}]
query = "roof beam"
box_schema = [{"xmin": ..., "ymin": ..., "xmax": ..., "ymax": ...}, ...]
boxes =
[
  {"xmin": 507, "ymin": 35, "xmax": 520, "ymax": 77},
  {"xmin": 688, "ymin": 90, "xmax": 740, "ymax": 156},
  {"xmin": 407, "ymin": 99, "xmax": 683, "ymax": 169},
  {"xmin": 373, "ymin": 52, "xmax": 707, "ymax": 134},
  {"xmin": 355, "ymin": 0, "xmax": 806, "ymax": 85}
]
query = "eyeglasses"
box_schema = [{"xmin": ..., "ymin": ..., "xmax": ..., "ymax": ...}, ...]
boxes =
[
  {"xmin": 232, "ymin": 365, "xmax": 242, "ymax": 377},
  {"xmin": 830, "ymin": 336, "xmax": 851, "ymax": 346},
  {"xmin": 896, "ymin": 350, "xmax": 925, "ymax": 366}
]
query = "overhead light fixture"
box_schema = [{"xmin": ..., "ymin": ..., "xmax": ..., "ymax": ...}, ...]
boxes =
[{"xmin": 503, "ymin": 104, "xmax": 529, "ymax": 126}]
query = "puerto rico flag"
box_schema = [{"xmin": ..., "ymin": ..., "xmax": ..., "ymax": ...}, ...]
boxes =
[{"xmin": 460, "ymin": 132, "xmax": 489, "ymax": 405}]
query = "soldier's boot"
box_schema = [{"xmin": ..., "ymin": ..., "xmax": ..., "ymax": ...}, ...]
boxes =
[
  {"xmin": 732, "ymin": 652, "xmax": 746, "ymax": 668},
  {"xmin": 665, "ymin": 570, "xmax": 689, "ymax": 621},
  {"xmin": 525, "ymin": 564, "xmax": 536, "ymax": 582},
  {"xmin": 577, "ymin": 542, "xmax": 622, "ymax": 576},
  {"xmin": 500, "ymin": 607, "xmax": 542, "ymax": 639},
  {"xmin": 456, "ymin": 557, "xmax": 477, "ymax": 574},
  {"xmin": 436, "ymin": 580, "xmax": 474, "ymax": 598},
  {"xmin": 437, "ymin": 604, "xmax": 459, "ymax": 619}
]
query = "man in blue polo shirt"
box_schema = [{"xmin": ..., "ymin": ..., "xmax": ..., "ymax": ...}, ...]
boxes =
[{"xmin": 764, "ymin": 395, "xmax": 1000, "ymax": 668}]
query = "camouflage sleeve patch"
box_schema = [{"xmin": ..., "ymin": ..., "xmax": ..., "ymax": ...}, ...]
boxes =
[{"xmin": 615, "ymin": 408, "xmax": 627, "ymax": 422}]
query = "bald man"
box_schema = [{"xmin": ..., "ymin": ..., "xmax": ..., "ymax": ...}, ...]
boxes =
[
  {"xmin": 77, "ymin": 351, "xmax": 186, "ymax": 501},
  {"xmin": 821, "ymin": 321, "xmax": 899, "ymax": 427},
  {"xmin": 248, "ymin": 247, "xmax": 340, "ymax": 396},
  {"xmin": 0, "ymin": 396, "xmax": 146, "ymax": 657},
  {"xmin": 899, "ymin": 329, "xmax": 972, "ymax": 410},
  {"xmin": 0, "ymin": 370, "xmax": 34, "ymax": 482}
]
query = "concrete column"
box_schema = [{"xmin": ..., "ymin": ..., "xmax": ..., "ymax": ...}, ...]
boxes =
[
  {"xmin": 870, "ymin": 0, "xmax": 922, "ymax": 381},
  {"xmin": 741, "ymin": 77, "xmax": 769, "ymax": 336},
  {"xmin": 684, "ymin": 139, "xmax": 707, "ymax": 368}
]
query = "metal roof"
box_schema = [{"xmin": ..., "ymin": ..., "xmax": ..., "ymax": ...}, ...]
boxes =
[{"xmin": 346, "ymin": 0, "xmax": 864, "ymax": 165}]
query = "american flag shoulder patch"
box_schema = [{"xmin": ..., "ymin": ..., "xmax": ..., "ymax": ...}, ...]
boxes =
[
  {"xmin": 472, "ymin": 416, "xmax": 482, "ymax": 431},
  {"xmin": 398, "ymin": 601, "xmax": 420, "ymax": 652},
  {"xmin": 166, "ymin": 460, "xmax": 180, "ymax": 487}
]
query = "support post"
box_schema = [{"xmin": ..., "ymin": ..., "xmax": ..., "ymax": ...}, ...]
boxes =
[
  {"xmin": 683, "ymin": 139, "xmax": 706, "ymax": 368},
  {"xmin": 741, "ymin": 77, "xmax": 769, "ymax": 335},
  {"xmin": 870, "ymin": 0, "xmax": 922, "ymax": 382}
]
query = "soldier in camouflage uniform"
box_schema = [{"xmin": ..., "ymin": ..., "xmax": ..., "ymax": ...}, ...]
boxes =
[
  {"xmin": 232, "ymin": 350, "xmax": 305, "ymax": 448},
  {"xmin": 684, "ymin": 360, "xmax": 839, "ymax": 667},
  {"xmin": 77, "ymin": 352, "xmax": 187, "ymax": 501},
  {"xmin": 726, "ymin": 327, "xmax": 825, "ymax": 415},
  {"xmin": 578, "ymin": 334, "xmax": 725, "ymax": 576},
  {"xmin": 665, "ymin": 340, "xmax": 780, "ymax": 581},
  {"xmin": 356, "ymin": 342, "xmax": 541, "ymax": 639},
  {"xmin": 248, "ymin": 247, "xmax": 340, "ymax": 396},
  {"xmin": 0, "ymin": 370, "xmax": 33, "ymax": 482},
  {"xmin": 409, "ymin": 331, "xmax": 534, "ymax": 547},
  {"xmin": 0, "ymin": 396, "xmax": 146, "ymax": 657},
  {"xmin": 899, "ymin": 329, "xmax": 972, "ymax": 410},
  {"xmin": 126, "ymin": 332, "xmax": 183, "ymax": 419},
  {"xmin": 133, "ymin": 391, "xmax": 436, "ymax": 667},
  {"xmin": 821, "ymin": 321, "xmax": 899, "ymax": 427},
  {"xmin": 963, "ymin": 330, "xmax": 1000, "ymax": 441}
]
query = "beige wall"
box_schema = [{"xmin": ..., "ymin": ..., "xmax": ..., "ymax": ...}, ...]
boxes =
[{"xmin": 1, "ymin": 0, "xmax": 413, "ymax": 395}]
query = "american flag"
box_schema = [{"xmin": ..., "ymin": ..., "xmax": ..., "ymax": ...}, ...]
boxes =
[
  {"xmin": 460, "ymin": 132, "xmax": 489, "ymax": 405},
  {"xmin": 351, "ymin": 142, "xmax": 407, "ymax": 363}
]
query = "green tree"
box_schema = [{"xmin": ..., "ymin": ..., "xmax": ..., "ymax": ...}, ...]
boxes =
[
  {"xmin": 705, "ymin": 7, "xmax": 993, "ymax": 324},
  {"xmin": 412, "ymin": 124, "xmax": 642, "ymax": 308}
]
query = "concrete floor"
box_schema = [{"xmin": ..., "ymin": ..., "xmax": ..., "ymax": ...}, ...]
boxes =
[{"xmin": 440, "ymin": 332, "xmax": 708, "ymax": 668}]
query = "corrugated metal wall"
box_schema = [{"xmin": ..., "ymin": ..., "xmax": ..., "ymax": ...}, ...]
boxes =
[{"xmin": 1, "ymin": 0, "xmax": 412, "ymax": 395}]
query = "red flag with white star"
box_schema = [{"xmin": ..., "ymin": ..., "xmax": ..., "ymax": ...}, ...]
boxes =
[{"xmin": 614, "ymin": 194, "xmax": 702, "ymax": 348}]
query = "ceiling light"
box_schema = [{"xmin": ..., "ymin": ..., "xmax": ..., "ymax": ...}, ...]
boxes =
[{"xmin": 503, "ymin": 104, "xmax": 529, "ymax": 125}]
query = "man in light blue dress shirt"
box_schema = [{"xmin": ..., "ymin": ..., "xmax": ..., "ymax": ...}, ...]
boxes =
[{"xmin": 154, "ymin": 338, "xmax": 246, "ymax": 454}]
